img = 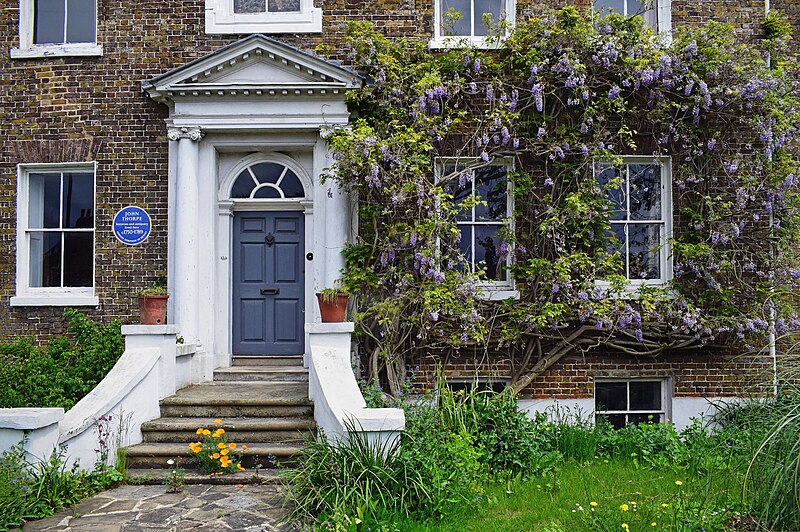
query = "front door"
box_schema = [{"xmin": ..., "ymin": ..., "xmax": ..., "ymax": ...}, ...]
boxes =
[{"xmin": 232, "ymin": 211, "xmax": 304, "ymax": 355}]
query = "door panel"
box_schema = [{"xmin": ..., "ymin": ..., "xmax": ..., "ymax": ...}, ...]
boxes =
[{"xmin": 233, "ymin": 211, "xmax": 304, "ymax": 355}]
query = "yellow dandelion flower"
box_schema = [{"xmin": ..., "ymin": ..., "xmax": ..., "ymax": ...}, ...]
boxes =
[
  {"xmin": 221, "ymin": 449, "xmax": 229, "ymax": 456},
  {"xmin": 229, "ymin": 443, "xmax": 236, "ymax": 449},
  {"xmin": 214, "ymin": 419, "xmax": 222, "ymax": 424},
  {"xmin": 622, "ymin": 524, "xmax": 629, "ymax": 531},
  {"xmin": 212, "ymin": 452, "xmax": 220, "ymax": 459},
  {"xmin": 651, "ymin": 523, "xmax": 657, "ymax": 527},
  {"xmin": 590, "ymin": 501, "xmax": 598, "ymax": 507},
  {"xmin": 620, "ymin": 504, "xmax": 629, "ymax": 511},
  {"xmin": 629, "ymin": 501, "xmax": 637, "ymax": 506},
  {"xmin": 662, "ymin": 503, "xmax": 670, "ymax": 508},
  {"xmin": 237, "ymin": 463, "xmax": 245, "ymax": 471},
  {"xmin": 196, "ymin": 428, "xmax": 205, "ymax": 435},
  {"xmin": 675, "ymin": 480, "xmax": 683, "ymax": 486},
  {"xmin": 218, "ymin": 442, "xmax": 227, "ymax": 449}
]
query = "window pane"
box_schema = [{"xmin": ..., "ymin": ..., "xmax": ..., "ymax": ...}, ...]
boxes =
[
  {"xmin": 474, "ymin": 0, "xmax": 502, "ymax": 36},
  {"xmin": 475, "ymin": 224, "xmax": 503, "ymax": 281},
  {"xmin": 629, "ymin": 413, "xmax": 661, "ymax": 425},
  {"xmin": 234, "ymin": 0, "xmax": 266, "ymax": 12},
  {"xmin": 62, "ymin": 172, "xmax": 94, "ymax": 228},
  {"xmin": 597, "ymin": 165, "xmax": 626, "ymax": 221},
  {"xmin": 253, "ymin": 185, "xmax": 282, "ymax": 199},
  {"xmin": 231, "ymin": 172, "xmax": 257, "ymax": 199},
  {"xmin": 629, "ymin": 164, "xmax": 661, "ymax": 221},
  {"xmin": 64, "ymin": 233, "xmax": 93, "ymax": 287},
  {"xmin": 628, "ymin": 223, "xmax": 660, "ymax": 279},
  {"xmin": 29, "ymin": 173, "xmax": 61, "ymax": 229},
  {"xmin": 34, "ymin": 0, "xmax": 66, "ymax": 44},
  {"xmin": 629, "ymin": 381, "xmax": 662, "ymax": 411},
  {"xmin": 279, "ymin": 171, "xmax": 305, "ymax": 198},
  {"xmin": 597, "ymin": 414, "xmax": 627, "ymax": 429},
  {"xmin": 594, "ymin": 0, "xmax": 625, "ymax": 15},
  {"xmin": 441, "ymin": 0, "xmax": 471, "ymax": 36},
  {"xmin": 66, "ymin": 0, "xmax": 95, "ymax": 43},
  {"xmin": 29, "ymin": 232, "xmax": 62, "ymax": 288},
  {"xmin": 608, "ymin": 223, "xmax": 628, "ymax": 275},
  {"xmin": 627, "ymin": 0, "xmax": 646, "ymax": 16},
  {"xmin": 596, "ymin": 382, "xmax": 627, "ymax": 411},
  {"xmin": 268, "ymin": 0, "xmax": 300, "ymax": 12},
  {"xmin": 459, "ymin": 225, "xmax": 473, "ymax": 270},
  {"xmin": 474, "ymin": 165, "xmax": 506, "ymax": 221},
  {"xmin": 250, "ymin": 162, "xmax": 285, "ymax": 184}
]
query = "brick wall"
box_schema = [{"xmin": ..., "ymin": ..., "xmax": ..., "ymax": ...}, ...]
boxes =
[
  {"xmin": 0, "ymin": 0, "xmax": 778, "ymax": 342},
  {"xmin": 409, "ymin": 347, "xmax": 774, "ymax": 398}
]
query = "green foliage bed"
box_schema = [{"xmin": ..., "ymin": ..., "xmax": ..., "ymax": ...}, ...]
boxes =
[{"xmin": 0, "ymin": 309, "xmax": 124, "ymax": 409}]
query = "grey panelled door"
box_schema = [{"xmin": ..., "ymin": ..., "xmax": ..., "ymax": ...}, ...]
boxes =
[{"xmin": 233, "ymin": 211, "xmax": 304, "ymax": 355}]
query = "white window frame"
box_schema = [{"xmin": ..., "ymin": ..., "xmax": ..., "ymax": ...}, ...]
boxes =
[
  {"xmin": 11, "ymin": 0, "xmax": 102, "ymax": 59},
  {"xmin": 430, "ymin": 0, "xmax": 515, "ymax": 49},
  {"xmin": 205, "ymin": 0, "xmax": 322, "ymax": 34},
  {"xmin": 594, "ymin": 378, "xmax": 672, "ymax": 427},
  {"xmin": 595, "ymin": 156, "xmax": 672, "ymax": 289},
  {"xmin": 437, "ymin": 157, "xmax": 517, "ymax": 300},
  {"xmin": 11, "ymin": 162, "xmax": 98, "ymax": 307},
  {"xmin": 593, "ymin": 0, "xmax": 672, "ymax": 38}
]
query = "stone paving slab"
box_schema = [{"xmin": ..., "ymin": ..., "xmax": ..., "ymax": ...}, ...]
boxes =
[{"xmin": 19, "ymin": 484, "xmax": 294, "ymax": 531}]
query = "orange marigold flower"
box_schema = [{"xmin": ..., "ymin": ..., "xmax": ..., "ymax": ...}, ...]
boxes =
[
  {"xmin": 242, "ymin": 444, "xmax": 248, "ymax": 450},
  {"xmin": 237, "ymin": 463, "xmax": 245, "ymax": 471},
  {"xmin": 212, "ymin": 453, "xmax": 220, "ymax": 459},
  {"xmin": 214, "ymin": 419, "xmax": 223, "ymax": 424},
  {"xmin": 202, "ymin": 429, "xmax": 211, "ymax": 435},
  {"xmin": 221, "ymin": 449, "xmax": 229, "ymax": 456},
  {"xmin": 196, "ymin": 428, "xmax": 204, "ymax": 435},
  {"xmin": 217, "ymin": 442, "xmax": 227, "ymax": 449},
  {"xmin": 229, "ymin": 443, "xmax": 236, "ymax": 449}
]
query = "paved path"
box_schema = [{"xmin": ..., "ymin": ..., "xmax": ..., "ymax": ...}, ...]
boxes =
[{"xmin": 21, "ymin": 484, "xmax": 295, "ymax": 531}]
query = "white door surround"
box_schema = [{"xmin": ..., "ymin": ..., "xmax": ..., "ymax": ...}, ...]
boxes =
[{"xmin": 143, "ymin": 35, "xmax": 359, "ymax": 379}]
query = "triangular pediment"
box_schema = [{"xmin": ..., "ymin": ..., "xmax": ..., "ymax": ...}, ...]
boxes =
[{"xmin": 143, "ymin": 34, "xmax": 360, "ymax": 101}]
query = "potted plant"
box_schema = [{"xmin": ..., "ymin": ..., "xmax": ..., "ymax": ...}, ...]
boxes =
[
  {"xmin": 316, "ymin": 287, "xmax": 349, "ymax": 323},
  {"xmin": 137, "ymin": 281, "xmax": 169, "ymax": 325}
]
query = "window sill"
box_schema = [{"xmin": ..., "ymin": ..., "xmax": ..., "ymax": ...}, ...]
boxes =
[
  {"xmin": 428, "ymin": 36, "xmax": 503, "ymax": 50},
  {"xmin": 11, "ymin": 44, "xmax": 103, "ymax": 60},
  {"xmin": 10, "ymin": 294, "xmax": 99, "ymax": 307},
  {"xmin": 478, "ymin": 287, "xmax": 519, "ymax": 301},
  {"xmin": 205, "ymin": 10, "xmax": 323, "ymax": 34}
]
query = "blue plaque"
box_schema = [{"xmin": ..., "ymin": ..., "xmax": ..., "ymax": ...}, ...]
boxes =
[{"xmin": 113, "ymin": 206, "xmax": 152, "ymax": 245}]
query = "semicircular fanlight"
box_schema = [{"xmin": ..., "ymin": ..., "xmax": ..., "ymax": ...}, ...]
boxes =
[{"xmin": 230, "ymin": 161, "xmax": 305, "ymax": 199}]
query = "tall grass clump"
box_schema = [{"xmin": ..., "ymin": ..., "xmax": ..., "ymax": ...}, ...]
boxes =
[{"xmin": 284, "ymin": 381, "xmax": 560, "ymax": 528}]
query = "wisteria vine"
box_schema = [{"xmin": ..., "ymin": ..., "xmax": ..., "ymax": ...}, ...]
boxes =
[{"xmin": 324, "ymin": 8, "xmax": 800, "ymax": 394}]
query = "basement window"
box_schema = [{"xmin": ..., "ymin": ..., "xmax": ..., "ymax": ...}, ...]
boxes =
[{"xmin": 594, "ymin": 379, "xmax": 668, "ymax": 428}]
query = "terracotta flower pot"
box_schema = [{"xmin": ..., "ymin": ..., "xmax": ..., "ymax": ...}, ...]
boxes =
[
  {"xmin": 316, "ymin": 292, "xmax": 349, "ymax": 322},
  {"xmin": 138, "ymin": 295, "xmax": 169, "ymax": 325}
]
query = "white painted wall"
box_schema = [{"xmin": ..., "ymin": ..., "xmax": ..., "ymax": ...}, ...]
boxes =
[{"xmin": 306, "ymin": 322, "xmax": 405, "ymax": 450}]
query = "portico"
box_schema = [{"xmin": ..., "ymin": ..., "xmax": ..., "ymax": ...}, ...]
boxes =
[{"xmin": 142, "ymin": 35, "xmax": 359, "ymax": 377}]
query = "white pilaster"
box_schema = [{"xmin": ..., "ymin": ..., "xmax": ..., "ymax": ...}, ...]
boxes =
[
  {"xmin": 317, "ymin": 132, "xmax": 348, "ymax": 288},
  {"xmin": 168, "ymin": 126, "xmax": 203, "ymax": 343}
]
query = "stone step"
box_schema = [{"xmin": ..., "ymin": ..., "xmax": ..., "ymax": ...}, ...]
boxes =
[
  {"xmin": 123, "ymin": 443, "xmax": 303, "ymax": 470},
  {"xmin": 214, "ymin": 366, "xmax": 309, "ymax": 382},
  {"xmin": 159, "ymin": 403, "xmax": 313, "ymax": 418},
  {"xmin": 126, "ymin": 467, "xmax": 283, "ymax": 486},
  {"xmin": 231, "ymin": 355, "xmax": 304, "ymax": 367},
  {"xmin": 141, "ymin": 417, "xmax": 315, "ymax": 444},
  {"xmin": 158, "ymin": 382, "xmax": 313, "ymax": 418}
]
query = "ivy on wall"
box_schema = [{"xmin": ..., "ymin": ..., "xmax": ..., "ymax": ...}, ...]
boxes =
[{"xmin": 324, "ymin": 7, "xmax": 800, "ymax": 394}]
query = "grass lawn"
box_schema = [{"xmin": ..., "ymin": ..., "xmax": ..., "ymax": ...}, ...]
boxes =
[{"xmin": 406, "ymin": 459, "xmax": 745, "ymax": 531}]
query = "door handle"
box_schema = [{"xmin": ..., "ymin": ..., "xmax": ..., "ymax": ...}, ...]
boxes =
[{"xmin": 260, "ymin": 288, "xmax": 280, "ymax": 295}]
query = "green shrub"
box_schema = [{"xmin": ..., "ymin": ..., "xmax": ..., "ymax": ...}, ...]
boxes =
[
  {"xmin": 0, "ymin": 439, "xmax": 121, "ymax": 529},
  {"xmin": 0, "ymin": 309, "xmax": 123, "ymax": 409}
]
